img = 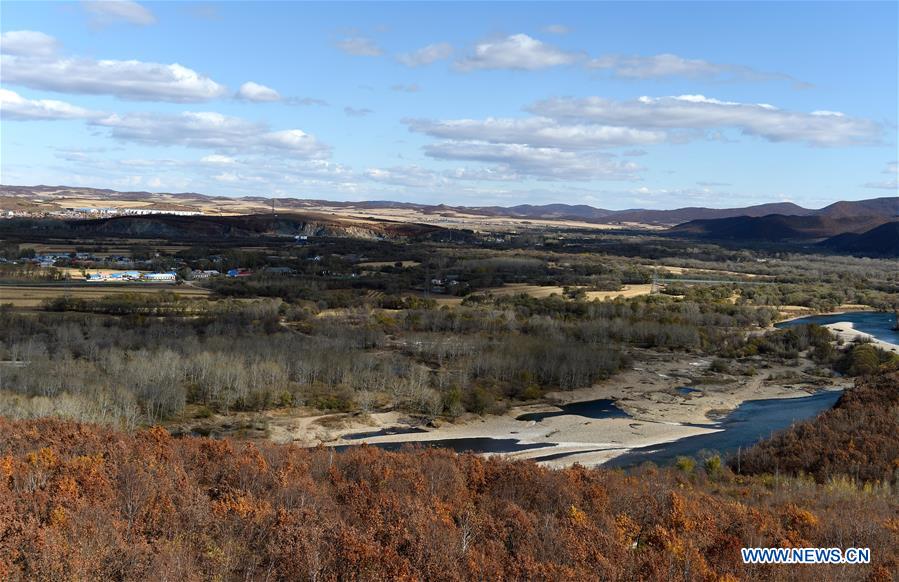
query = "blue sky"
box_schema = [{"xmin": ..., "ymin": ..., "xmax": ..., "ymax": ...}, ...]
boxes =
[{"xmin": 1, "ymin": 1, "xmax": 896, "ymax": 209}]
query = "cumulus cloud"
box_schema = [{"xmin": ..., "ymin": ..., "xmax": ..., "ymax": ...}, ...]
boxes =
[
  {"xmin": 1, "ymin": 33, "xmax": 227, "ymax": 102},
  {"xmin": 455, "ymin": 34, "xmax": 581, "ymax": 71},
  {"xmin": 424, "ymin": 141, "xmax": 640, "ymax": 181},
  {"xmin": 406, "ymin": 116, "xmax": 665, "ymax": 149},
  {"xmin": 82, "ymin": 0, "xmax": 156, "ymax": 26},
  {"xmin": 529, "ymin": 95, "xmax": 882, "ymax": 146},
  {"xmin": 396, "ymin": 42, "xmax": 453, "ymax": 67},
  {"xmin": 0, "ymin": 30, "xmax": 59, "ymax": 56},
  {"xmin": 0, "ymin": 88, "xmax": 101, "ymax": 121},
  {"xmin": 235, "ymin": 81, "xmax": 281, "ymax": 102},
  {"xmin": 92, "ymin": 111, "xmax": 330, "ymax": 158},
  {"xmin": 336, "ymin": 36, "xmax": 383, "ymax": 57}
]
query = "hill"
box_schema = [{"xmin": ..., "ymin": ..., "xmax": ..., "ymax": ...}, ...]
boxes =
[
  {"xmin": 819, "ymin": 221, "xmax": 899, "ymax": 256},
  {"xmin": 669, "ymin": 213, "xmax": 890, "ymax": 241},
  {"xmin": 3, "ymin": 185, "xmax": 896, "ymax": 227},
  {"xmin": 817, "ymin": 197, "xmax": 899, "ymax": 220},
  {"xmin": 737, "ymin": 369, "xmax": 899, "ymax": 484},
  {"xmin": 609, "ymin": 202, "xmax": 813, "ymax": 225},
  {"xmin": 0, "ymin": 212, "xmax": 449, "ymax": 242}
]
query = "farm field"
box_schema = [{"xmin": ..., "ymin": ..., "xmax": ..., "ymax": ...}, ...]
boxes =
[{"xmin": 0, "ymin": 282, "xmax": 211, "ymax": 308}]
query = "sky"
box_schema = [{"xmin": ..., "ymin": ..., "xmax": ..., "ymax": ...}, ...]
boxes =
[{"xmin": 0, "ymin": 1, "xmax": 897, "ymax": 210}]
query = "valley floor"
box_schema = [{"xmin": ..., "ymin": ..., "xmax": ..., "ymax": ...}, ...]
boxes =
[{"xmin": 171, "ymin": 351, "xmax": 851, "ymax": 467}]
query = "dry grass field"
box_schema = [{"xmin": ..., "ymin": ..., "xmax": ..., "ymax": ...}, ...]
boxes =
[
  {"xmin": 412, "ymin": 282, "xmax": 656, "ymax": 308},
  {"xmin": 0, "ymin": 283, "xmax": 211, "ymax": 308},
  {"xmin": 485, "ymin": 282, "xmax": 654, "ymax": 300}
]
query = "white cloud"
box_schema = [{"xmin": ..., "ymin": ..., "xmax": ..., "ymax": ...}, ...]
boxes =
[
  {"xmin": 529, "ymin": 95, "xmax": 882, "ymax": 146},
  {"xmin": 236, "ymin": 81, "xmax": 281, "ymax": 102},
  {"xmin": 589, "ymin": 54, "xmax": 727, "ymax": 79},
  {"xmin": 336, "ymin": 36, "xmax": 382, "ymax": 57},
  {"xmin": 200, "ymin": 154, "xmax": 236, "ymax": 164},
  {"xmin": 365, "ymin": 165, "xmax": 441, "ymax": 188},
  {"xmin": 544, "ymin": 24, "xmax": 570, "ymax": 35},
  {"xmin": 406, "ymin": 116, "xmax": 665, "ymax": 149},
  {"xmin": 213, "ymin": 172, "xmax": 239, "ymax": 183},
  {"xmin": 586, "ymin": 53, "xmax": 804, "ymax": 85},
  {"xmin": 0, "ymin": 88, "xmax": 101, "ymax": 121},
  {"xmin": 2, "ymin": 38, "xmax": 227, "ymax": 102},
  {"xmin": 864, "ymin": 161, "xmax": 899, "ymax": 190},
  {"xmin": 82, "ymin": 0, "xmax": 156, "ymax": 26},
  {"xmin": 423, "ymin": 141, "xmax": 640, "ymax": 181},
  {"xmin": 0, "ymin": 30, "xmax": 59, "ymax": 56},
  {"xmin": 455, "ymin": 34, "xmax": 581, "ymax": 71},
  {"xmin": 396, "ymin": 42, "xmax": 453, "ymax": 67},
  {"xmin": 862, "ymin": 180, "xmax": 897, "ymax": 190},
  {"xmin": 92, "ymin": 111, "xmax": 330, "ymax": 158}
]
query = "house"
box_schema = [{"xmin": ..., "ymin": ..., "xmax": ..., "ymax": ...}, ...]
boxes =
[
  {"xmin": 192, "ymin": 270, "xmax": 220, "ymax": 279},
  {"xmin": 144, "ymin": 272, "xmax": 177, "ymax": 281},
  {"xmin": 226, "ymin": 268, "xmax": 253, "ymax": 277}
]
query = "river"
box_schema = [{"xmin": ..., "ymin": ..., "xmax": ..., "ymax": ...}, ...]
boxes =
[{"xmin": 775, "ymin": 311, "xmax": 899, "ymax": 345}]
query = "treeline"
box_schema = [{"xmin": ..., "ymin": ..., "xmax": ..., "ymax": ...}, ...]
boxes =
[
  {"xmin": 0, "ymin": 293, "xmax": 782, "ymax": 427},
  {"xmin": 736, "ymin": 368, "xmax": 899, "ymax": 485},
  {"xmin": 0, "ymin": 416, "xmax": 896, "ymax": 580},
  {"xmin": 725, "ymin": 324, "xmax": 898, "ymax": 375},
  {"xmin": 43, "ymin": 292, "xmax": 206, "ymax": 316}
]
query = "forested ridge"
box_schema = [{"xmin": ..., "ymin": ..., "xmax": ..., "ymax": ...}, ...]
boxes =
[{"xmin": 737, "ymin": 369, "xmax": 899, "ymax": 485}]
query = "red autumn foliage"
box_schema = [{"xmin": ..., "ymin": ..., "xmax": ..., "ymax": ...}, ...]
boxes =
[
  {"xmin": 737, "ymin": 370, "xmax": 899, "ymax": 484},
  {"xmin": 0, "ymin": 416, "xmax": 896, "ymax": 581}
]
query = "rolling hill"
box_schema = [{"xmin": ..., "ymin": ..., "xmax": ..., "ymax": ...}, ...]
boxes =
[
  {"xmin": 2, "ymin": 185, "xmax": 897, "ymax": 228},
  {"xmin": 819, "ymin": 221, "xmax": 899, "ymax": 256},
  {"xmin": 669, "ymin": 214, "xmax": 891, "ymax": 241},
  {"xmin": 0, "ymin": 212, "xmax": 449, "ymax": 242}
]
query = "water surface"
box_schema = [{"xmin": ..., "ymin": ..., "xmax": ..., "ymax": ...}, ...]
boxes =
[
  {"xmin": 515, "ymin": 398, "xmax": 629, "ymax": 422},
  {"xmin": 604, "ymin": 390, "xmax": 842, "ymax": 468},
  {"xmin": 334, "ymin": 437, "xmax": 555, "ymax": 454},
  {"xmin": 343, "ymin": 427, "xmax": 428, "ymax": 440},
  {"xmin": 775, "ymin": 311, "xmax": 898, "ymax": 345}
]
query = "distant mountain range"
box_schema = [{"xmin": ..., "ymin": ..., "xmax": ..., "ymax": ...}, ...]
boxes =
[
  {"xmin": 669, "ymin": 214, "xmax": 893, "ymax": 240},
  {"xmin": 3, "ymin": 185, "xmax": 897, "ymax": 228},
  {"xmin": 665, "ymin": 198, "xmax": 899, "ymax": 257}
]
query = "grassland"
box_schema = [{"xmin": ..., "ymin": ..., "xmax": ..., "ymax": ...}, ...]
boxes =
[{"xmin": 0, "ymin": 282, "xmax": 210, "ymax": 308}]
